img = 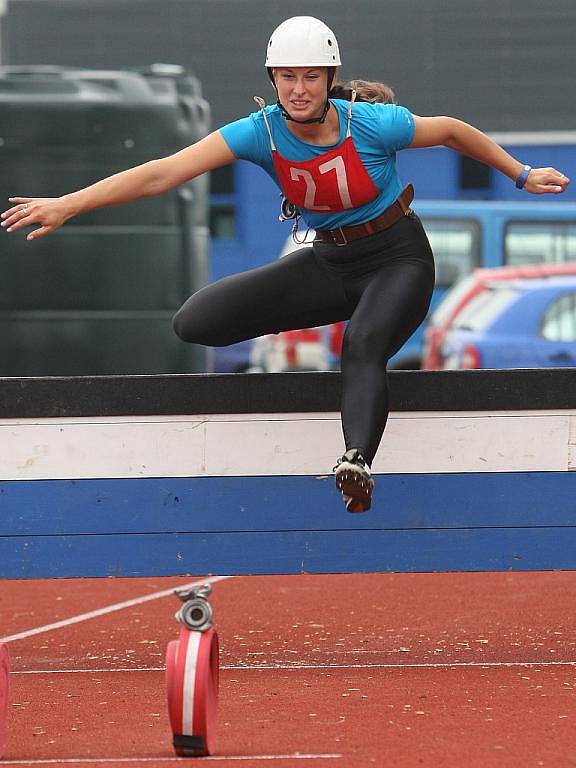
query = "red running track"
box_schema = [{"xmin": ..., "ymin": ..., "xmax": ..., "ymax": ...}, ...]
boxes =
[{"xmin": 1, "ymin": 572, "xmax": 576, "ymax": 767}]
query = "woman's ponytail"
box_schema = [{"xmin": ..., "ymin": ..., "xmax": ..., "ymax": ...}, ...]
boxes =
[{"xmin": 330, "ymin": 79, "xmax": 396, "ymax": 105}]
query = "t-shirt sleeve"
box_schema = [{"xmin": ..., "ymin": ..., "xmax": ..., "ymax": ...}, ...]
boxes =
[
  {"xmin": 376, "ymin": 103, "xmax": 415, "ymax": 153},
  {"xmin": 219, "ymin": 114, "xmax": 268, "ymax": 164}
]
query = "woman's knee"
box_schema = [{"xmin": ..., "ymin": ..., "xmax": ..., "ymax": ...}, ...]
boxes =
[
  {"xmin": 172, "ymin": 306, "xmax": 196, "ymax": 343},
  {"xmin": 172, "ymin": 296, "xmax": 230, "ymax": 346},
  {"xmin": 343, "ymin": 325, "xmax": 392, "ymax": 364}
]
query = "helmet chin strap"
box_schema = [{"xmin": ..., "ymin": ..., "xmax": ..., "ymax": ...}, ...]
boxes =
[{"xmin": 276, "ymin": 98, "xmax": 330, "ymax": 124}]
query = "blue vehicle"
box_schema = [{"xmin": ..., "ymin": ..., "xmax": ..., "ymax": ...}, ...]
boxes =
[
  {"xmin": 396, "ymin": 199, "xmax": 576, "ymax": 369},
  {"xmin": 439, "ymin": 276, "xmax": 576, "ymax": 369}
]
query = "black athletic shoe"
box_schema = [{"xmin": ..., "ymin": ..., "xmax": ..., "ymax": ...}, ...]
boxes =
[{"xmin": 333, "ymin": 449, "xmax": 375, "ymax": 513}]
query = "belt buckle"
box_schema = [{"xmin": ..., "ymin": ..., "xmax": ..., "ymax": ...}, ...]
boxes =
[{"xmin": 332, "ymin": 227, "xmax": 348, "ymax": 246}]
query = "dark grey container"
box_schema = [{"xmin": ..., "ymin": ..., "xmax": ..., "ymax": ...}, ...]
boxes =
[{"xmin": 0, "ymin": 64, "xmax": 210, "ymax": 375}]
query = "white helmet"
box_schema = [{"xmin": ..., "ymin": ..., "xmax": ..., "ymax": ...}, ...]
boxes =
[{"xmin": 265, "ymin": 16, "xmax": 341, "ymax": 68}]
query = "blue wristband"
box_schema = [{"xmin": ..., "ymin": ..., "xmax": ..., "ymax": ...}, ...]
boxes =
[{"xmin": 515, "ymin": 165, "xmax": 532, "ymax": 189}]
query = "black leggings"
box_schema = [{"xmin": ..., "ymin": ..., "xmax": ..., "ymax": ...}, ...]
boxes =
[{"xmin": 173, "ymin": 213, "xmax": 435, "ymax": 466}]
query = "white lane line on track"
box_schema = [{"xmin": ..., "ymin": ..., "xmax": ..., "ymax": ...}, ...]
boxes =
[
  {"xmin": 0, "ymin": 575, "xmax": 231, "ymax": 645},
  {"xmin": 0, "ymin": 754, "xmax": 342, "ymax": 764},
  {"xmin": 12, "ymin": 668, "xmax": 167, "ymax": 675},
  {"xmin": 225, "ymin": 661, "xmax": 576, "ymax": 670},
  {"xmin": 10, "ymin": 659, "xmax": 576, "ymax": 675}
]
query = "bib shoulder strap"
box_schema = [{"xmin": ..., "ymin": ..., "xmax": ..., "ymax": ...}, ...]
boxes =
[
  {"xmin": 253, "ymin": 96, "xmax": 277, "ymax": 151},
  {"xmin": 345, "ymin": 90, "xmax": 357, "ymax": 139}
]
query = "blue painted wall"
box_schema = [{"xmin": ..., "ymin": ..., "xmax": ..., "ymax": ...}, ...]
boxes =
[{"xmin": 2, "ymin": 472, "xmax": 576, "ymax": 577}]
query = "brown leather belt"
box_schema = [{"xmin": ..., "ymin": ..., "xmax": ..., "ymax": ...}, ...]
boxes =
[{"xmin": 315, "ymin": 183, "xmax": 414, "ymax": 246}]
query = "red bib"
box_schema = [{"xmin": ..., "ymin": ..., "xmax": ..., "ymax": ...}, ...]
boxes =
[{"xmin": 273, "ymin": 136, "xmax": 379, "ymax": 212}]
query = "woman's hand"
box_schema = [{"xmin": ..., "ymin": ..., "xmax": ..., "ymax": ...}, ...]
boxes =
[
  {"xmin": 523, "ymin": 167, "xmax": 570, "ymax": 195},
  {"xmin": 1, "ymin": 197, "xmax": 73, "ymax": 240}
]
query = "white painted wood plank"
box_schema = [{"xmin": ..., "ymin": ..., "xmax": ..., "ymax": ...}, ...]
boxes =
[
  {"xmin": 0, "ymin": 421, "xmax": 207, "ymax": 481},
  {"xmin": 0, "ymin": 411, "xmax": 571, "ymax": 481},
  {"xmin": 377, "ymin": 415, "xmax": 569, "ymax": 474},
  {"xmin": 568, "ymin": 413, "xmax": 576, "ymax": 471}
]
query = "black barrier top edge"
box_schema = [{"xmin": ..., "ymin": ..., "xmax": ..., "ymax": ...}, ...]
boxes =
[{"xmin": 0, "ymin": 369, "xmax": 575, "ymax": 418}]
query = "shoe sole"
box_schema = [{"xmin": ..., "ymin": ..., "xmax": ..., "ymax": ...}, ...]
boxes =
[
  {"xmin": 334, "ymin": 463, "xmax": 374, "ymax": 513},
  {"xmin": 342, "ymin": 494, "xmax": 366, "ymax": 514}
]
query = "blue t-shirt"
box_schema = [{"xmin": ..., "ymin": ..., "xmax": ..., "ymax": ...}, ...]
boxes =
[{"xmin": 219, "ymin": 99, "xmax": 415, "ymax": 230}]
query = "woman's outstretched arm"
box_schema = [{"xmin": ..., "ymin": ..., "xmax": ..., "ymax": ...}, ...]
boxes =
[
  {"xmin": 409, "ymin": 115, "xmax": 570, "ymax": 195},
  {"xmin": 1, "ymin": 130, "xmax": 235, "ymax": 240}
]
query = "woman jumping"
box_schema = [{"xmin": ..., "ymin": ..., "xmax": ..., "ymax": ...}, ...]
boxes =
[{"xmin": 1, "ymin": 16, "xmax": 569, "ymax": 513}]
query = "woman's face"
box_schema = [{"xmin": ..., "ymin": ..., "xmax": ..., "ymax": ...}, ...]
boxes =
[{"xmin": 273, "ymin": 67, "xmax": 329, "ymax": 121}]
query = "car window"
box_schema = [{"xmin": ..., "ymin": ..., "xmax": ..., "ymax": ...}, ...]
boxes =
[
  {"xmin": 420, "ymin": 218, "xmax": 481, "ymax": 288},
  {"xmin": 505, "ymin": 221, "xmax": 576, "ymax": 266},
  {"xmin": 451, "ymin": 285, "xmax": 519, "ymax": 331},
  {"xmin": 541, "ymin": 291, "xmax": 576, "ymax": 342},
  {"xmin": 427, "ymin": 273, "xmax": 479, "ymax": 327}
]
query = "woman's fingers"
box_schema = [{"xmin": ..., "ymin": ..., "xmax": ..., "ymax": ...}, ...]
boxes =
[
  {"xmin": 2, "ymin": 199, "xmax": 34, "ymax": 220},
  {"xmin": 27, "ymin": 226, "xmax": 52, "ymax": 241},
  {"xmin": 547, "ymin": 168, "xmax": 570, "ymax": 190},
  {"xmin": 5, "ymin": 197, "xmax": 34, "ymax": 210},
  {"xmin": 538, "ymin": 185, "xmax": 564, "ymax": 194},
  {"xmin": 525, "ymin": 168, "xmax": 570, "ymax": 195},
  {"xmin": 529, "ymin": 183, "xmax": 563, "ymax": 195},
  {"xmin": 2, "ymin": 197, "xmax": 66, "ymax": 236},
  {"xmin": 2, "ymin": 202, "xmax": 29, "ymax": 217},
  {"xmin": 1, "ymin": 204, "xmax": 34, "ymax": 232}
]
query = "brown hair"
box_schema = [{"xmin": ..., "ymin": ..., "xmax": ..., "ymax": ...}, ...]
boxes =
[{"xmin": 330, "ymin": 79, "xmax": 396, "ymax": 105}]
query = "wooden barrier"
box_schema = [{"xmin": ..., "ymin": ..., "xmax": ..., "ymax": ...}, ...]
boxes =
[{"xmin": 0, "ymin": 369, "xmax": 575, "ymax": 578}]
